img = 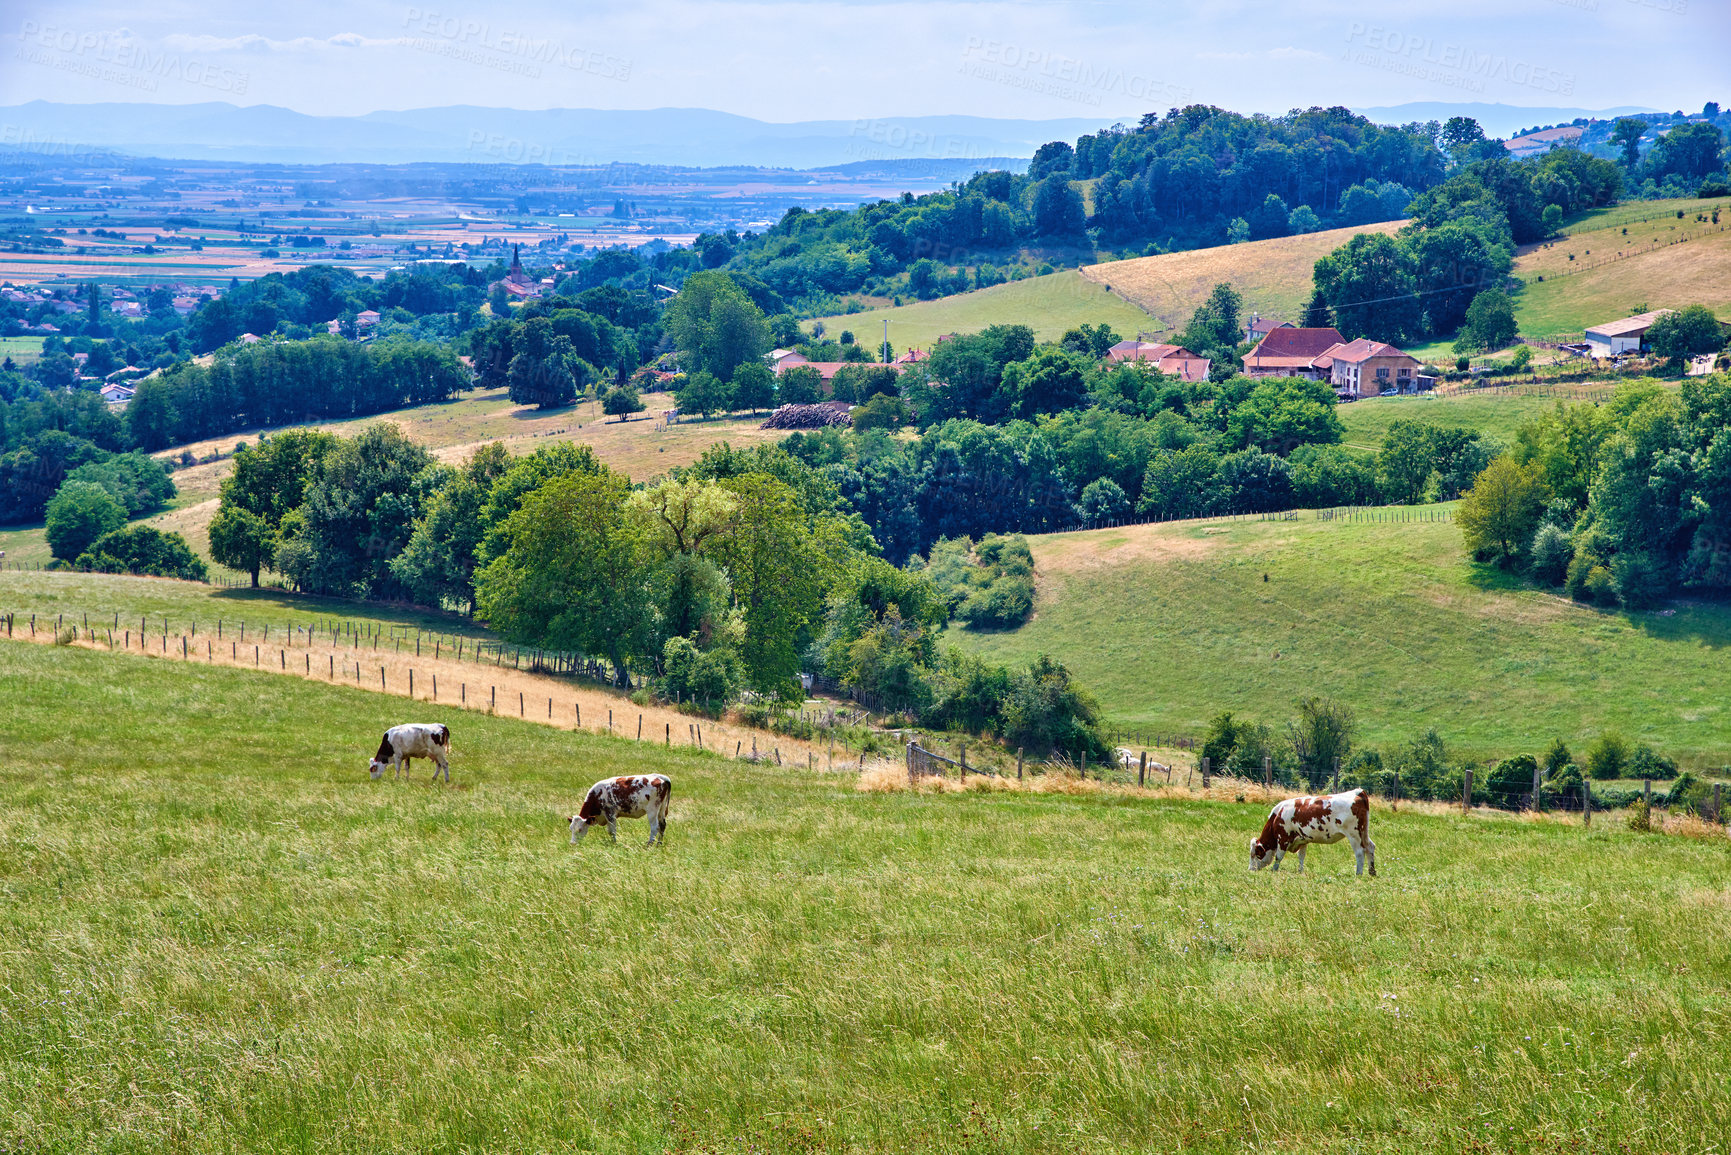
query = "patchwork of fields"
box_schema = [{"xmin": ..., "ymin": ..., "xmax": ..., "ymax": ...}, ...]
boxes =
[{"xmin": 2, "ymin": 635, "xmax": 1727, "ymax": 1152}]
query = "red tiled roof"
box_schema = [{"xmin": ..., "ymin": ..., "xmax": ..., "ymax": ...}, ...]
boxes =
[
  {"xmin": 1244, "ymin": 327, "xmax": 1346, "ymax": 369},
  {"xmin": 1317, "ymin": 338, "xmax": 1414, "ymax": 366}
]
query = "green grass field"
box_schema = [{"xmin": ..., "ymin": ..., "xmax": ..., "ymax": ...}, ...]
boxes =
[
  {"xmin": 945, "ymin": 512, "xmax": 1731, "ymax": 765},
  {"xmin": 808, "ymin": 270, "xmax": 1157, "ymax": 352},
  {"xmin": 0, "ymin": 336, "xmax": 43, "ymax": 365},
  {"xmin": 3, "ymin": 637, "xmax": 1728, "ymax": 1152},
  {"xmin": 1513, "ymin": 197, "xmax": 1731, "ymax": 339},
  {"xmin": 1334, "ymin": 387, "xmax": 1619, "ymax": 453}
]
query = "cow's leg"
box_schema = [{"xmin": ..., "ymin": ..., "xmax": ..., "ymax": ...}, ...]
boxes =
[
  {"xmin": 435, "ymin": 752, "xmax": 449, "ymax": 783},
  {"xmin": 1270, "ymin": 846, "xmax": 1284, "ymax": 872},
  {"xmin": 1353, "ymin": 839, "xmax": 1365, "ymax": 875},
  {"xmin": 1367, "ymin": 839, "xmax": 1377, "ymax": 877},
  {"xmin": 1295, "ymin": 846, "xmax": 1307, "ymax": 872},
  {"xmin": 607, "ymin": 813, "xmax": 618, "ymax": 842}
]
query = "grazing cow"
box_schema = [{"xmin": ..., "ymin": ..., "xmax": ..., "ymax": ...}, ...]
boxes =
[
  {"xmin": 369, "ymin": 723, "xmax": 451, "ymax": 783},
  {"xmin": 1250, "ymin": 788, "xmax": 1376, "ymax": 876},
  {"xmin": 569, "ymin": 774, "xmax": 671, "ymax": 846},
  {"xmin": 1116, "ymin": 747, "xmax": 1137, "ymax": 769}
]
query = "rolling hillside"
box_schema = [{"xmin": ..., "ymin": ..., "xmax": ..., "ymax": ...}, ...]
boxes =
[
  {"xmin": 807, "ymin": 269, "xmax": 1157, "ymax": 351},
  {"xmin": 1514, "ymin": 196, "xmax": 1731, "ymax": 338},
  {"xmin": 944, "ymin": 510, "xmax": 1731, "ymax": 764},
  {"xmin": 1077, "ymin": 221, "xmax": 1407, "ymax": 330}
]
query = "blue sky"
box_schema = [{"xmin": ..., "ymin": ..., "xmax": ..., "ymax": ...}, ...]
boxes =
[{"xmin": 2, "ymin": 0, "xmax": 1726, "ymax": 122}]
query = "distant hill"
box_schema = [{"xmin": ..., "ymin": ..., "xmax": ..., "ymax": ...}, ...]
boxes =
[
  {"xmin": 0, "ymin": 101, "xmax": 1121, "ymax": 168},
  {"xmin": 1350, "ymin": 102, "xmax": 1660, "ymax": 138},
  {"xmin": 1076, "ymin": 222, "xmax": 1407, "ymax": 332}
]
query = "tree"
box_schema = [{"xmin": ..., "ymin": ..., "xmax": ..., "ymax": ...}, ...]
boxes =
[
  {"xmin": 208, "ymin": 505, "xmax": 275, "ymax": 587},
  {"xmin": 1288, "ymin": 696, "xmax": 1356, "ymax": 788},
  {"xmin": 1484, "ymin": 753, "xmax": 1539, "ymax": 810},
  {"xmin": 1003, "ymin": 347, "xmax": 1091, "ymax": 419},
  {"xmin": 1225, "ymin": 377, "xmax": 1344, "ymax": 455},
  {"xmin": 1440, "ymin": 116, "xmax": 1487, "ymax": 165},
  {"xmin": 602, "ymin": 383, "xmax": 646, "ymax": 421},
  {"xmin": 45, "ymin": 481, "xmax": 126, "ymax": 562},
  {"xmin": 476, "ymin": 468, "xmax": 657, "ymax": 687},
  {"xmin": 709, "ymin": 473, "xmax": 834, "ymax": 696},
  {"xmin": 675, "ymin": 371, "xmax": 730, "ymax": 418},
  {"xmin": 1287, "ymin": 204, "xmax": 1323, "ymax": 234},
  {"xmin": 1585, "ymin": 732, "xmax": 1631, "ymax": 780},
  {"xmin": 1610, "ymin": 118, "xmax": 1648, "ymax": 168},
  {"xmin": 389, "ymin": 442, "xmax": 512, "ymax": 612},
  {"xmin": 1031, "ymin": 176, "xmax": 1086, "ymax": 237},
  {"xmin": 279, "ymin": 425, "xmax": 435, "ymax": 599},
  {"xmin": 1455, "ymin": 288, "xmax": 1519, "ymax": 353},
  {"xmin": 222, "ymin": 430, "xmax": 340, "ymax": 525},
  {"xmin": 76, "ymin": 525, "xmax": 207, "ymax": 581},
  {"xmin": 1459, "ymin": 455, "xmax": 1551, "ymax": 564},
  {"xmin": 731, "ymin": 362, "xmax": 775, "ymax": 414},
  {"xmin": 777, "ymin": 365, "xmax": 822, "ymax": 405},
  {"xmin": 1074, "ymin": 477, "xmax": 1129, "ymax": 526},
  {"xmin": 1646, "ymin": 305, "xmax": 1727, "ymax": 362},
  {"xmin": 662, "ymin": 270, "xmax": 771, "ymax": 380},
  {"xmin": 1311, "ymin": 231, "xmax": 1421, "ymax": 343}
]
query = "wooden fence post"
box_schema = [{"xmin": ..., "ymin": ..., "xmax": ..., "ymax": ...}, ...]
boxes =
[
  {"xmin": 959, "ymin": 742, "xmax": 967, "ymax": 779},
  {"xmin": 1462, "ymin": 767, "xmax": 1473, "ymax": 814},
  {"xmin": 1202, "ymin": 755, "xmax": 1210, "ymax": 790},
  {"xmin": 637, "ymin": 715, "xmax": 642, "ymax": 741},
  {"xmin": 1533, "ymin": 761, "xmax": 1543, "ymax": 811},
  {"xmin": 1016, "ymin": 747, "xmax": 1024, "ymax": 781},
  {"xmin": 1715, "ymin": 782, "xmax": 1723, "ymax": 823},
  {"xmin": 1138, "ymin": 750, "xmax": 1146, "ymax": 787},
  {"xmin": 1643, "ymin": 778, "xmax": 1652, "ymax": 806},
  {"xmin": 1583, "ymin": 782, "xmax": 1592, "ymax": 827}
]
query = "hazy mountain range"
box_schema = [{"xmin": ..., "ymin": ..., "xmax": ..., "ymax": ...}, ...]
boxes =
[{"xmin": 0, "ymin": 101, "xmax": 1665, "ymax": 169}]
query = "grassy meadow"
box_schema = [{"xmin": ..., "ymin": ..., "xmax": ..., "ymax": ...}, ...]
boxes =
[
  {"xmin": 3, "ymin": 637, "xmax": 1730, "ymax": 1153},
  {"xmin": 806, "ymin": 270, "xmax": 1158, "ymax": 352},
  {"xmin": 945, "ymin": 512, "xmax": 1731, "ymax": 765},
  {"xmin": 1334, "ymin": 385, "xmax": 1621, "ymax": 453},
  {"xmin": 1513, "ymin": 196, "xmax": 1731, "ymax": 338}
]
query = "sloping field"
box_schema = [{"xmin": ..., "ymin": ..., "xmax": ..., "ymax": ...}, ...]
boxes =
[
  {"xmin": 944, "ymin": 512, "xmax": 1731, "ymax": 764},
  {"xmin": 1334, "ymin": 384, "xmax": 1623, "ymax": 453},
  {"xmin": 1078, "ymin": 221, "xmax": 1407, "ymax": 330},
  {"xmin": 1514, "ymin": 196, "xmax": 1731, "ymax": 338},
  {"xmin": 2, "ymin": 636, "xmax": 1727, "ymax": 1151},
  {"xmin": 807, "ymin": 269, "xmax": 1157, "ymax": 351}
]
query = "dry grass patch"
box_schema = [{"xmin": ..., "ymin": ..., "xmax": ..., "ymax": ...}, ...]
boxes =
[{"xmin": 1082, "ymin": 221, "xmax": 1404, "ymax": 328}]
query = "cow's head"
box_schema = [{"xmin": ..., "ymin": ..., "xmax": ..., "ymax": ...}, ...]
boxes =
[
  {"xmin": 568, "ymin": 814, "xmax": 593, "ymax": 843},
  {"xmin": 369, "ymin": 758, "xmax": 388, "ymax": 780},
  {"xmin": 1249, "ymin": 837, "xmax": 1276, "ymax": 872}
]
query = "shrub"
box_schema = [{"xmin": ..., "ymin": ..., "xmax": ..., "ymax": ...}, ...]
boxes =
[
  {"xmin": 75, "ymin": 525, "xmax": 208, "ymax": 581},
  {"xmin": 1629, "ymin": 744, "xmax": 1678, "ymax": 780},
  {"xmin": 1626, "ymin": 798, "xmax": 1651, "ymax": 832},
  {"xmin": 1529, "ymin": 523, "xmax": 1572, "ymax": 585},
  {"xmin": 602, "ymin": 383, "xmax": 646, "ymax": 421},
  {"xmin": 1074, "ymin": 477, "xmax": 1130, "ymax": 527},
  {"xmin": 1586, "ymin": 732, "xmax": 1632, "ymax": 779},
  {"xmin": 1484, "ymin": 753, "xmax": 1539, "ymax": 809},
  {"xmin": 1583, "ymin": 564, "xmax": 1617, "ymax": 604},
  {"xmin": 660, "ymin": 636, "xmax": 744, "ymax": 706},
  {"xmin": 44, "ymin": 481, "xmax": 127, "ymax": 562}
]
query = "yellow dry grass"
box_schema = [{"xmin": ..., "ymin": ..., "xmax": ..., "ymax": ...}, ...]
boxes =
[{"xmin": 1081, "ymin": 221, "xmax": 1406, "ymax": 329}]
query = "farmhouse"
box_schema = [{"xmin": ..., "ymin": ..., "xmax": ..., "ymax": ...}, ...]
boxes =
[
  {"xmin": 1583, "ymin": 310, "xmax": 1674, "ymax": 358},
  {"xmin": 1311, "ymin": 338, "xmax": 1421, "ymax": 397},
  {"xmin": 1242, "ymin": 326, "xmax": 1346, "ymax": 378},
  {"xmin": 99, "ymin": 383, "xmax": 135, "ymax": 404},
  {"xmin": 1103, "ymin": 340, "xmax": 1212, "ymax": 382},
  {"xmin": 1244, "ymin": 315, "xmax": 1292, "ymax": 344}
]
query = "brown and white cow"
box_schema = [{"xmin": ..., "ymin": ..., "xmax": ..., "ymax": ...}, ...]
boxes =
[
  {"xmin": 369, "ymin": 723, "xmax": 451, "ymax": 783},
  {"xmin": 1250, "ymin": 788, "xmax": 1376, "ymax": 875},
  {"xmin": 569, "ymin": 774, "xmax": 672, "ymax": 846}
]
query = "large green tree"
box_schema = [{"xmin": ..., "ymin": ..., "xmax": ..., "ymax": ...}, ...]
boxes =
[
  {"xmin": 1458, "ymin": 455, "xmax": 1551, "ymax": 564},
  {"xmin": 1311, "ymin": 232, "xmax": 1422, "ymax": 343},
  {"xmin": 476, "ymin": 468, "xmax": 657, "ymax": 686},
  {"xmin": 662, "ymin": 271, "xmax": 771, "ymax": 380},
  {"xmin": 44, "ymin": 481, "xmax": 126, "ymax": 562},
  {"xmin": 390, "ymin": 442, "xmax": 513, "ymax": 612},
  {"xmin": 1646, "ymin": 305, "xmax": 1726, "ymax": 362}
]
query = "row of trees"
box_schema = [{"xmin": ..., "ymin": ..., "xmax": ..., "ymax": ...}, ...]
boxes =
[{"xmin": 200, "ymin": 428, "xmax": 1109, "ymax": 754}]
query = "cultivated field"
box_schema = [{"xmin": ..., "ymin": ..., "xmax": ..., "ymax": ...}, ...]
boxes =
[
  {"xmin": 807, "ymin": 270, "xmax": 1158, "ymax": 352},
  {"xmin": 2, "ymin": 637, "xmax": 1728, "ymax": 1152},
  {"xmin": 945, "ymin": 512, "xmax": 1731, "ymax": 765},
  {"xmin": 1077, "ymin": 221, "xmax": 1407, "ymax": 331},
  {"xmin": 1514, "ymin": 196, "xmax": 1731, "ymax": 338}
]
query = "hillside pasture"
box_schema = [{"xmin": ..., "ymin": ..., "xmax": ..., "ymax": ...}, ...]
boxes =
[
  {"xmin": 1334, "ymin": 386, "xmax": 1619, "ymax": 453},
  {"xmin": 1, "ymin": 637, "xmax": 1728, "ymax": 1152},
  {"xmin": 806, "ymin": 269, "xmax": 1157, "ymax": 352},
  {"xmin": 1078, "ymin": 221, "xmax": 1407, "ymax": 331},
  {"xmin": 1514, "ymin": 196, "xmax": 1731, "ymax": 338},
  {"xmin": 944, "ymin": 512, "xmax": 1731, "ymax": 765}
]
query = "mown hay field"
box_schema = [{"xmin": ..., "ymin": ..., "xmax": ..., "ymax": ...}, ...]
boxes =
[
  {"xmin": 2, "ymin": 636, "xmax": 1729, "ymax": 1153},
  {"xmin": 1077, "ymin": 221, "xmax": 1406, "ymax": 331}
]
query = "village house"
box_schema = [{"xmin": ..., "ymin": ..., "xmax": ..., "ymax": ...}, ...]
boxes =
[
  {"xmin": 1103, "ymin": 340, "xmax": 1212, "ymax": 382},
  {"xmin": 1583, "ymin": 310, "xmax": 1674, "ymax": 359},
  {"xmin": 1241, "ymin": 327, "xmax": 1346, "ymax": 378},
  {"xmin": 1310, "ymin": 338, "xmax": 1421, "ymax": 397},
  {"xmin": 1244, "ymin": 315, "xmax": 1292, "ymax": 345}
]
